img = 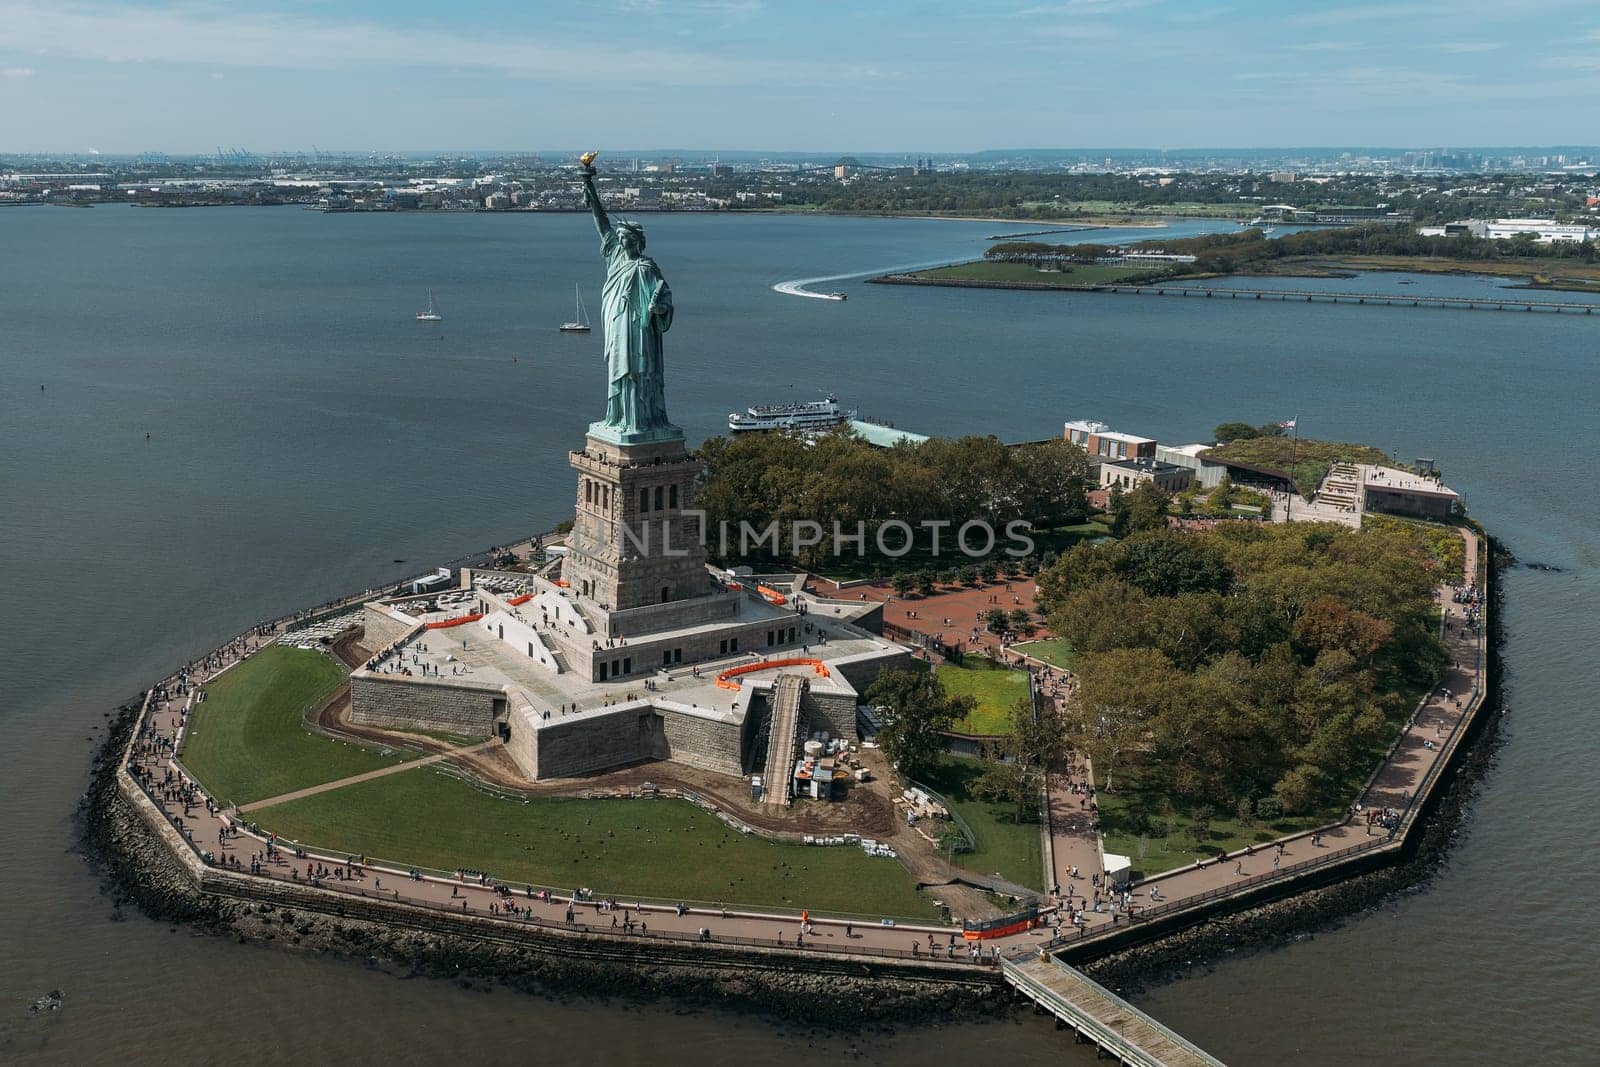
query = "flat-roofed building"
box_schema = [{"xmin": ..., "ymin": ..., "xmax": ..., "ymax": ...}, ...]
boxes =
[
  {"xmin": 1064, "ymin": 419, "xmax": 1157, "ymax": 463},
  {"xmin": 1099, "ymin": 458, "xmax": 1194, "ymax": 493},
  {"xmin": 1155, "ymin": 443, "xmax": 1228, "ymax": 489},
  {"xmin": 1361, "ymin": 465, "xmax": 1460, "ymax": 520}
]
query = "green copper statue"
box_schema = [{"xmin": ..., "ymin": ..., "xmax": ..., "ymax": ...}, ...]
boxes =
[{"xmin": 579, "ymin": 151, "xmax": 680, "ymax": 444}]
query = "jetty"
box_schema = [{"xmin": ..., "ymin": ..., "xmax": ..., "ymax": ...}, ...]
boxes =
[
  {"xmin": 1002, "ymin": 954, "xmax": 1225, "ymax": 1066},
  {"xmin": 1079, "ymin": 282, "xmax": 1599, "ymax": 313}
]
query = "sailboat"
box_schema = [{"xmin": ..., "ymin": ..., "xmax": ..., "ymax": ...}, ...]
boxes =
[
  {"xmin": 415, "ymin": 289, "xmax": 442, "ymax": 323},
  {"xmin": 559, "ymin": 285, "xmax": 591, "ymax": 333}
]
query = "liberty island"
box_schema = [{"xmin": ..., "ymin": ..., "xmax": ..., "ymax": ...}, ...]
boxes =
[{"xmin": 79, "ymin": 173, "xmax": 1502, "ymax": 1067}]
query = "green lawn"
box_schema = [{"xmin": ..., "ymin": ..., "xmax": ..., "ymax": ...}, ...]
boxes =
[
  {"xmin": 1011, "ymin": 638, "xmax": 1075, "ymax": 669},
  {"xmin": 937, "ymin": 659, "xmax": 1029, "ymax": 736},
  {"xmin": 911, "ymin": 260, "xmax": 1162, "ymax": 287},
  {"xmin": 250, "ymin": 768, "xmax": 936, "ymax": 919},
  {"xmin": 917, "ymin": 756, "xmax": 1043, "ymax": 891},
  {"xmin": 180, "ymin": 646, "xmax": 410, "ymax": 806}
]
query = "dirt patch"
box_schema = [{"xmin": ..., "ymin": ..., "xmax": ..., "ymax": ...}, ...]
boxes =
[{"xmin": 332, "ymin": 628, "xmax": 373, "ymax": 669}]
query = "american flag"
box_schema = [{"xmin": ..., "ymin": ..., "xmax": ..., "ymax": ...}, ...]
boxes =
[{"xmin": 1279, "ymin": 418, "xmax": 1297, "ymax": 429}]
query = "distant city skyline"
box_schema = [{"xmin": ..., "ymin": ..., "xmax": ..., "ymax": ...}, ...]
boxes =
[{"xmin": 1, "ymin": 0, "xmax": 1596, "ymax": 154}]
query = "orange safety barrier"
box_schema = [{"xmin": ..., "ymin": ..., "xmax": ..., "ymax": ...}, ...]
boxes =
[
  {"xmin": 756, "ymin": 584, "xmax": 787, "ymax": 605},
  {"xmin": 714, "ymin": 657, "xmax": 830, "ymax": 691},
  {"xmin": 961, "ymin": 916, "xmax": 1037, "ymax": 941},
  {"xmin": 425, "ymin": 613, "xmax": 484, "ymax": 630},
  {"xmin": 506, "ymin": 594, "xmax": 534, "ymax": 606},
  {"xmin": 726, "ymin": 581, "xmax": 743, "ymax": 591},
  {"xmin": 553, "ymin": 580, "xmax": 570, "ymax": 588}
]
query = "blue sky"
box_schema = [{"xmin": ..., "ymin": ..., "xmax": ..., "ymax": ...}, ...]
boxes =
[{"xmin": 0, "ymin": 0, "xmax": 1595, "ymax": 153}]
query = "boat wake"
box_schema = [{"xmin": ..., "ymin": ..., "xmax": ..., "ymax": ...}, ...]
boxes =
[
  {"xmin": 771, "ymin": 256, "xmax": 965, "ymax": 300},
  {"xmin": 772, "ymin": 273, "xmax": 856, "ymax": 300}
]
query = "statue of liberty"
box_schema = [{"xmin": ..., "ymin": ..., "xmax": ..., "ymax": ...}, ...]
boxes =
[{"xmin": 579, "ymin": 151, "xmax": 680, "ymax": 444}]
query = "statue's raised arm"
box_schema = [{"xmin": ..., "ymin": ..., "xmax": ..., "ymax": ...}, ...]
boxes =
[{"xmin": 578, "ymin": 151, "xmax": 610, "ymax": 238}]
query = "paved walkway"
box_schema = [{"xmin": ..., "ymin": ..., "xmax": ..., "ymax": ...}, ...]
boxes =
[
  {"xmin": 119, "ymin": 528, "xmax": 1484, "ymax": 962},
  {"xmin": 1042, "ymin": 758, "xmax": 1116, "ymax": 935},
  {"xmin": 823, "ymin": 575, "xmax": 1048, "ymax": 656},
  {"xmin": 236, "ymin": 739, "xmax": 501, "ymax": 814}
]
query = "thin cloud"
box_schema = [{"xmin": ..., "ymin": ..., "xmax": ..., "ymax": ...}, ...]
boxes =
[
  {"xmin": 1432, "ymin": 41, "xmax": 1503, "ymax": 53},
  {"xmin": 0, "ymin": 1, "xmax": 823, "ymax": 87},
  {"xmin": 1544, "ymin": 54, "xmax": 1600, "ymax": 70},
  {"xmin": 1015, "ymin": 0, "xmax": 1154, "ymax": 16},
  {"xmin": 1167, "ymin": 5, "xmax": 1232, "ymax": 23},
  {"xmin": 1291, "ymin": 3, "xmax": 1449, "ymax": 27},
  {"xmin": 2, "ymin": 66, "xmax": 35, "ymax": 77},
  {"xmin": 1282, "ymin": 41, "xmax": 1367, "ymax": 52}
]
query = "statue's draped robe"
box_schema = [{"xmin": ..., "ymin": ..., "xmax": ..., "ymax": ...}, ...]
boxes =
[{"xmin": 599, "ymin": 230, "xmax": 673, "ymax": 435}]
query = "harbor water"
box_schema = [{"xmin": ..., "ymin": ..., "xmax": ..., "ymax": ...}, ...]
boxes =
[{"xmin": 0, "ymin": 206, "xmax": 1595, "ymax": 1064}]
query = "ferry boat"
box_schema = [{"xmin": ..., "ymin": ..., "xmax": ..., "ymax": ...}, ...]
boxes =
[
  {"xmin": 559, "ymin": 284, "xmax": 592, "ymax": 333},
  {"xmin": 415, "ymin": 289, "xmax": 442, "ymax": 323},
  {"xmin": 728, "ymin": 394, "xmax": 856, "ymax": 433}
]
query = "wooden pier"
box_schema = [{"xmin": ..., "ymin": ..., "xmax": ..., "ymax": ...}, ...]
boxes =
[
  {"xmin": 1002, "ymin": 954, "xmax": 1226, "ymax": 1066},
  {"xmin": 1081, "ymin": 282, "xmax": 1599, "ymax": 314}
]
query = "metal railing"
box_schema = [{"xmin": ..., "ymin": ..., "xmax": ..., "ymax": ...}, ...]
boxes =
[
  {"xmin": 906, "ymin": 778, "xmax": 977, "ymax": 854},
  {"xmin": 1001, "ymin": 954, "xmax": 1224, "ymax": 1066}
]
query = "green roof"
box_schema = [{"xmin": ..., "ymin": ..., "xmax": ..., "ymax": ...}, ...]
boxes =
[{"xmin": 849, "ymin": 420, "xmax": 929, "ymax": 449}]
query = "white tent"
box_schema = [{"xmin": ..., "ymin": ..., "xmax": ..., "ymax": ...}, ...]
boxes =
[{"xmin": 1103, "ymin": 853, "xmax": 1133, "ymax": 886}]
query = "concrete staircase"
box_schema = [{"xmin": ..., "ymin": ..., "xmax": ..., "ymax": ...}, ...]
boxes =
[
  {"xmin": 761, "ymin": 674, "xmax": 807, "ymax": 807},
  {"xmin": 1315, "ymin": 461, "xmax": 1364, "ymax": 514},
  {"xmin": 537, "ymin": 631, "xmax": 568, "ymax": 674}
]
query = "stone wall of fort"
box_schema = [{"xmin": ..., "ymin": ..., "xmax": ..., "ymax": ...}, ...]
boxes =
[
  {"xmin": 505, "ymin": 700, "xmax": 746, "ymax": 781},
  {"xmin": 802, "ymin": 686, "xmax": 857, "ymax": 742},
  {"xmin": 516, "ymin": 704, "xmax": 664, "ymax": 779},
  {"xmin": 350, "ymin": 674, "xmax": 501, "ymax": 737},
  {"xmin": 659, "ymin": 705, "xmax": 745, "ymax": 777},
  {"xmin": 832, "ymin": 648, "xmax": 911, "ymax": 696},
  {"xmin": 363, "ymin": 602, "xmax": 421, "ymax": 649}
]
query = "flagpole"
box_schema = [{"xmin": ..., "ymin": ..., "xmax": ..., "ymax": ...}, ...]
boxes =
[{"xmin": 1291, "ymin": 415, "xmax": 1300, "ymax": 512}]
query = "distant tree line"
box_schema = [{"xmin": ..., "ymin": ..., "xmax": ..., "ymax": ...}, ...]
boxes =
[{"xmin": 986, "ymin": 225, "xmax": 1599, "ymax": 279}]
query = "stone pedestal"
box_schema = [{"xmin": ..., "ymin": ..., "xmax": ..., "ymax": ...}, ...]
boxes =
[{"xmin": 564, "ymin": 433, "xmax": 713, "ymax": 617}]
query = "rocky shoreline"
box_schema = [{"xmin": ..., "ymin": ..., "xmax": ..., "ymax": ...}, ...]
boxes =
[{"xmin": 77, "ymin": 533, "xmax": 1506, "ymax": 1026}]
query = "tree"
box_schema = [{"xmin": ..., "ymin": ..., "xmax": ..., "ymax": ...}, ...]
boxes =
[
  {"xmin": 915, "ymin": 569, "xmax": 936, "ymax": 596},
  {"xmin": 1213, "ymin": 422, "xmax": 1260, "ymax": 443},
  {"xmin": 973, "ymin": 697, "xmax": 1068, "ymax": 824},
  {"xmin": 1185, "ymin": 804, "xmax": 1215, "ymax": 850},
  {"xmin": 971, "ymin": 760, "xmax": 1037, "ymax": 824},
  {"xmin": 1069, "ymin": 647, "xmax": 1177, "ymax": 792},
  {"xmin": 1012, "ymin": 439, "xmax": 1091, "ymax": 527},
  {"xmin": 890, "ymin": 572, "xmax": 915, "ymax": 598},
  {"xmin": 1114, "ymin": 530, "xmax": 1233, "ymax": 598},
  {"xmin": 1209, "ymin": 474, "xmax": 1236, "ymax": 512},
  {"xmin": 983, "ymin": 608, "xmax": 1009, "ymax": 632},
  {"xmin": 865, "ymin": 668, "xmax": 973, "ymax": 782},
  {"xmin": 1122, "ymin": 481, "xmax": 1173, "ymax": 534}
]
